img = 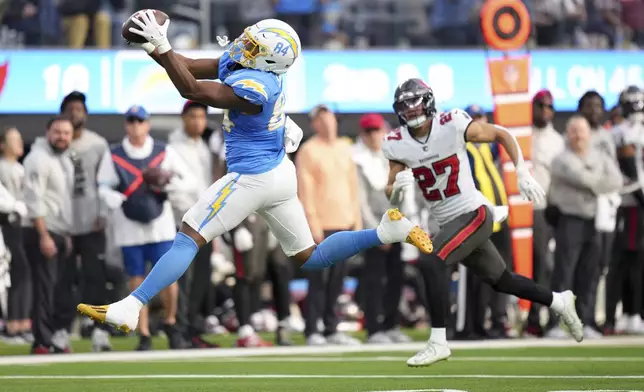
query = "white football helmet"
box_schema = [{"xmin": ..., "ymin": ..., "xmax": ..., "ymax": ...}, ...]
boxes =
[{"xmin": 228, "ymin": 19, "xmax": 301, "ymax": 75}]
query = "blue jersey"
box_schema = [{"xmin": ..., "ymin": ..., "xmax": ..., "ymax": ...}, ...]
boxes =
[{"xmin": 218, "ymin": 51, "xmax": 286, "ymax": 175}]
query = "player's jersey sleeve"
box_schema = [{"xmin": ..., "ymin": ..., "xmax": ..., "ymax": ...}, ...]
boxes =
[
  {"xmin": 444, "ymin": 108, "xmax": 473, "ymax": 145},
  {"xmin": 382, "ymin": 128, "xmax": 403, "ymax": 162},
  {"xmin": 223, "ymin": 70, "xmax": 274, "ymax": 106},
  {"xmin": 613, "ymin": 123, "xmax": 636, "ymax": 148}
]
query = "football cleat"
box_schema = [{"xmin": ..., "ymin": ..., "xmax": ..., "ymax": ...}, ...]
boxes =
[
  {"xmin": 78, "ymin": 298, "xmax": 141, "ymax": 334},
  {"xmin": 407, "ymin": 341, "xmax": 451, "ymax": 367},
  {"xmin": 555, "ymin": 291, "xmax": 584, "ymax": 342},
  {"xmin": 377, "ymin": 209, "xmax": 433, "ymax": 254}
]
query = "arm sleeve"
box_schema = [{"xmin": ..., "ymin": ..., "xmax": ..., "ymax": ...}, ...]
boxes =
[
  {"xmin": 382, "ymin": 136, "xmax": 400, "ymax": 163},
  {"xmin": 295, "ymin": 146, "xmax": 322, "ymax": 239},
  {"xmin": 348, "ymin": 157, "xmax": 363, "ymax": 231},
  {"xmin": 96, "ymin": 140, "xmax": 111, "ymax": 219},
  {"xmin": 97, "ymin": 150, "xmax": 120, "ymax": 189},
  {"xmin": 551, "ymin": 153, "xmax": 602, "ymax": 191},
  {"xmin": 161, "ymin": 145, "xmax": 198, "ymax": 194},
  {"xmin": 618, "ymin": 156, "xmax": 644, "ymax": 207},
  {"xmin": 355, "ymin": 169, "xmax": 380, "ymax": 230},
  {"xmin": 447, "ymin": 108, "xmax": 473, "ymax": 145},
  {"xmin": 96, "ymin": 150, "xmax": 127, "ymax": 210},
  {"xmin": 0, "ymin": 181, "xmax": 17, "ymax": 213},
  {"xmin": 596, "ymin": 155, "xmax": 624, "ymax": 194},
  {"xmin": 22, "ymin": 153, "xmax": 50, "ymax": 219}
]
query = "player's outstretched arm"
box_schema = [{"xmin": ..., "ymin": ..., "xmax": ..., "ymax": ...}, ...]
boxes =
[
  {"xmin": 127, "ymin": 10, "xmax": 220, "ymax": 80},
  {"xmin": 159, "ymin": 50, "xmax": 260, "ymax": 112},
  {"xmin": 148, "ymin": 48, "xmax": 220, "ymax": 80}
]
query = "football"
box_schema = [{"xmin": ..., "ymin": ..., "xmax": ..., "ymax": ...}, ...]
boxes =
[
  {"xmin": 121, "ymin": 9, "xmax": 169, "ymax": 44},
  {"xmin": 142, "ymin": 167, "xmax": 173, "ymax": 187}
]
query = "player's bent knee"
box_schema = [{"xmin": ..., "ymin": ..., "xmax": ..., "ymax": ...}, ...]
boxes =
[
  {"xmin": 293, "ymin": 245, "xmax": 316, "ymax": 266},
  {"xmin": 179, "ymin": 222, "xmax": 208, "ymax": 248},
  {"xmin": 489, "ymin": 269, "xmax": 512, "ymax": 290}
]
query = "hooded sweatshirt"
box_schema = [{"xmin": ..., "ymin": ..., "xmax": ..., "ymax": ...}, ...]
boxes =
[
  {"xmin": 21, "ymin": 137, "xmax": 74, "ymax": 235},
  {"xmin": 69, "ymin": 129, "xmax": 109, "ymax": 235}
]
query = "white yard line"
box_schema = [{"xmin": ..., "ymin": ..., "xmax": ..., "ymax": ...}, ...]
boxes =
[
  {"xmin": 150, "ymin": 356, "xmax": 644, "ymax": 363},
  {"xmin": 1, "ymin": 374, "xmax": 644, "ymax": 380},
  {"xmin": 1, "ymin": 337, "xmax": 643, "ymax": 366}
]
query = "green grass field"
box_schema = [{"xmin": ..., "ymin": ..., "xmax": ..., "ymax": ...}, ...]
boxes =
[{"xmin": 1, "ymin": 336, "xmax": 643, "ymax": 392}]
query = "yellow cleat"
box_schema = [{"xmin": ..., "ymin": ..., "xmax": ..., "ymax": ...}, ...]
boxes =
[
  {"xmin": 77, "ymin": 304, "xmax": 132, "ymax": 334},
  {"xmin": 386, "ymin": 208, "xmax": 434, "ymax": 254}
]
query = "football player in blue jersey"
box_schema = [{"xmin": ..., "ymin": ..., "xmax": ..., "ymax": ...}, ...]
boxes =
[{"xmin": 78, "ymin": 14, "xmax": 433, "ymax": 334}]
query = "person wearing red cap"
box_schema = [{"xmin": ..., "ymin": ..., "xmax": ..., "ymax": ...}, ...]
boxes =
[
  {"xmin": 524, "ymin": 89, "xmax": 565, "ymax": 338},
  {"xmin": 353, "ymin": 113, "xmax": 413, "ymax": 344}
]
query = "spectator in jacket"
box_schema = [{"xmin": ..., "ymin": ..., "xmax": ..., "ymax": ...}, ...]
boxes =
[
  {"xmin": 22, "ymin": 117, "xmax": 74, "ymax": 354},
  {"xmin": 578, "ymin": 90, "xmax": 618, "ymax": 335},
  {"xmin": 97, "ymin": 105, "xmax": 197, "ymax": 350},
  {"xmin": 0, "ymin": 126, "xmax": 30, "ymax": 344},
  {"xmin": 56, "ymin": 91, "xmax": 112, "ymax": 352},
  {"xmin": 546, "ymin": 115, "xmax": 622, "ymax": 339}
]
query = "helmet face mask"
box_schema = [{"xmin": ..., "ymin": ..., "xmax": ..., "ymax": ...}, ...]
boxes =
[
  {"xmin": 393, "ymin": 78, "xmax": 436, "ymax": 129},
  {"xmin": 228, "ymin": 19, "xmax": 301, "ymax": 75}
]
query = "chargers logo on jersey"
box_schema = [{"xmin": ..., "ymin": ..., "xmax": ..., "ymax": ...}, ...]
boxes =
[
  {"xmin": 232, "ymin": 79, "xmax": 268, "ymax": 100},
  {"xmin": 199, "ymin": 175, "xmax": 241, "ymax": 230}
]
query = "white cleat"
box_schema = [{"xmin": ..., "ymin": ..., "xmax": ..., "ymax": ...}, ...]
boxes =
[
  {"xmin": 556, "ymin": 290, "xmax": 584, "ymax": 342},
  {"xmin": 77, "ymin": 296, "xmax": 142, "ymax": 334},
  {"xmin": 407, "ymin": 341, "xmax": 451, "ymax": 367},
  {"xmin": 377, "ymin": 209, "xmax": 433, "ymax": 254}
]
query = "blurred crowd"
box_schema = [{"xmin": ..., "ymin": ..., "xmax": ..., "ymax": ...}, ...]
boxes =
[
  {"xmin": 1, "ymin": 84, "xmax": 644, "ymax": 354},
  {"xmin": 1, "ymin": 0, "xmax": 643, "ymax": 49}
]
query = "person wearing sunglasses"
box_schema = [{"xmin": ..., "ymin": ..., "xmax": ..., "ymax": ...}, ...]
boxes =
[
  {"xmin": 95, "ymin": 105, "xmax": 197, "ymax": 351},
  {"xmin": 524, "ymin": 89, "xmax": 565, "ymax": 338}
]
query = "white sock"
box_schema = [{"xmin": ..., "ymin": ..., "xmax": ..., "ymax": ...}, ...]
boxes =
[
  {"xmin": 549, "ymin": 292, "xmax": 564, "ymax": 313},
  {"xmin": 429, "ymin": 327, "xmax": 447, "ymax": 345},
  {"xmin": 238, "ymin": 324, "xmax": 255, "ymax": 339},
  {"xmin": 124, "ymin": 295, "xmax": 144, "ymax": 311}
]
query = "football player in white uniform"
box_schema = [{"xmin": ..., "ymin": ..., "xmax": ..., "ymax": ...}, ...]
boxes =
[
  {"xmin": 385, "ymin": 78, "xmax": 584, "ymax": 367},
  {"xmin": 606, "ymin": 85, "xmax": 644, "ymax": 333}
]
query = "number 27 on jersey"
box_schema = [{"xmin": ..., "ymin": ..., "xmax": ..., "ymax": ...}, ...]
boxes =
[{"xmin": 412, "ymin": 154, "xmax": 461, "ymax": 202}]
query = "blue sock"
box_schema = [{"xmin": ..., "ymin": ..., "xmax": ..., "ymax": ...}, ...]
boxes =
[
  {"xmin": 301, "ymin": 229, "xmax": 383, "ymax": 270},
  {"xmin": 132, "ymin": 232, "xmax": 199, "ymax": 304}
]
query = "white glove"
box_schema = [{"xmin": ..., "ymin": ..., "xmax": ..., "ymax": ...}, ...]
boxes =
[
  {"xmin": 125, "ymin": 39, "xmax": 156, "ymax": 54},
  {"xmin": 389, "ymin": 169, "xmax": 415, "ymax": 206},
  {"xmin": 233, "ymin": 226, "xmax": 254, "ymax": 252},
  {"xmin": 284, "ymin": 116, "xmax": 303, "ymax": 153},
  {"xmin": 13, "ymin": 201, "xmax": 27, "ymax": 217},
  {"xmin": 517, "ymin": 165, "xmax": 546, "ymax": 206},
  {"xmin": 128, "ymin": 10, "xmax": 172, "ymax": 54},
  {"xmin": 99, "ymin": 187, "xmax": 127, "ymax": 210}
]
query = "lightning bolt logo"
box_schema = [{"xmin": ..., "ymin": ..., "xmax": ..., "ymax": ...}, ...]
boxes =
[
  {"xmin": 198, "ymin": 175, "xmax": 240, "ymax": 230},
  {"xmin": 259, "ymin": 28, "xmax": 299, "ymax": 56},
  {"xmin": 232, "ymin": 79, "xmax": 268, "ymax": 100}
]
